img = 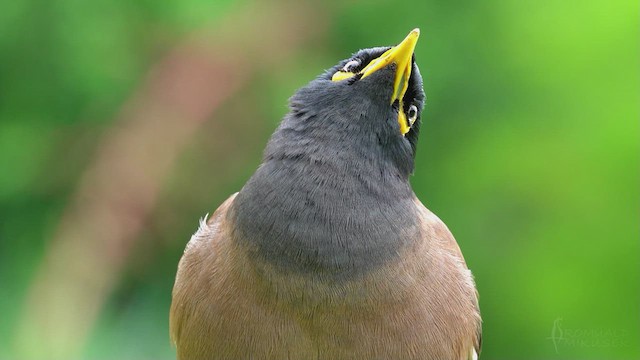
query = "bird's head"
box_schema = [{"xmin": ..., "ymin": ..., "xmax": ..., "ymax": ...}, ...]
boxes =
[
  {"xmin": 268, "ymin": 29, "xmax": 425, "ymax": 177},
  {"xmin": 234, "ymin": 30, "xmax": 426, "ymax": 274},
  {"xmin": 326, "ymin": 28, "xmax": 424, "ymax": 140}
]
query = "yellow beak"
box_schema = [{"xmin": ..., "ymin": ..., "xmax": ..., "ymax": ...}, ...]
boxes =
[{"xmin": 359, "ymin": 28, "xmax": 420, "ymax": 106}]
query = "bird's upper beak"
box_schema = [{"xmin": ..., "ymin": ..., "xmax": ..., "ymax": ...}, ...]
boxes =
[{"xmin": 359, "ymin": 28, "xmax": 420, "ymax": 106}]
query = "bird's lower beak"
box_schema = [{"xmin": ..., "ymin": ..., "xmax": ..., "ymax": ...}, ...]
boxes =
[{"xmin": 360, "ymin": 28, "xmax": 420, "ymax": 105}]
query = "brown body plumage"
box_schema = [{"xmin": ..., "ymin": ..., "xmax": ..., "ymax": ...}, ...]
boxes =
[{"xmin": 170, "ymin": 194, "xmax": 481, "ymax": 359}]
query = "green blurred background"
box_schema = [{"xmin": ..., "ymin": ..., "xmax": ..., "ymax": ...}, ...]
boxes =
[{"xmin": 1, "ymin": 0, "xmax": 637, "ymax": 359}]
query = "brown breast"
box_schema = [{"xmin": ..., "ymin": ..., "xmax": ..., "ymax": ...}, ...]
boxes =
[{"xmin": 170, "ymin": 194, "xmax": 481, "ymax": 360}]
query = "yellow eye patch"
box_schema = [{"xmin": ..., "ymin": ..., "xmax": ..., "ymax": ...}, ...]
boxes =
[{"xmin": 331, "ymin": 71, "xmax": 356, "ymax": 82}]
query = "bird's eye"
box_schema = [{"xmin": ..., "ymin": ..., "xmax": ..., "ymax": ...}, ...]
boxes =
[
  {"xmin": 342, "ymin": 59, "xmax": 361, "ymax": 73},
  {"xmin": 407, "ymin": 104, "xmax": 418, "ymax": 125},
  {"xmin": 331, "ymin": 59, "xmax": 362, "ymax": 82}
]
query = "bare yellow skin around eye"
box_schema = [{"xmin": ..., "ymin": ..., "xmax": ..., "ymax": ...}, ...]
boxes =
[
  {"xmin": 331, "ymin": 71, "xmax": 356, "ymax": 82},
  {"xmin": 398, "ymin": 105, "xmax": 411, "ymax": 135}
]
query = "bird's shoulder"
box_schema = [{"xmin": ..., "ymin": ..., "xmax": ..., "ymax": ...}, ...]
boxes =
[
  {"xmin": 170, "ymin": 192, "xmax": 238, "ymax": 347},
  {"xmin": 412, "ymin": 196, "xmax": 482, "ymax": 359},
  {"xmin": 412, "ymin": 196, "xmax": 468, "ymax": 266},
  {"xmin": 189, "ymin": 192, "xmax": 238, "ymax": 251}
]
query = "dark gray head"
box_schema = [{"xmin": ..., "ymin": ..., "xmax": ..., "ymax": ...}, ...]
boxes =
[{"xmin": 230, "ymin": 29, "xmax": 426, "ymax": 279}]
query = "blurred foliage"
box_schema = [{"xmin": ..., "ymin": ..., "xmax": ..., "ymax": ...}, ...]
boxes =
[{"xmin": 0, "ymin": 0, "xmax": 637, "ymax": 359}]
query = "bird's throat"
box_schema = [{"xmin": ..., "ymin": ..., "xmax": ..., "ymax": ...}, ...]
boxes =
[{"xmin": 230, "ymin": 154, "xmax": 418, "ymax": 279}]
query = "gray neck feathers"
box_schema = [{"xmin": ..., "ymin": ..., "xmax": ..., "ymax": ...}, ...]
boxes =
[
  {"xmin": 229, "ymin": 76, "xmax": 417, "ymax": 277},
  {"xmin": 230, "ymin": 84, "xmax": 419, "ymax": 278}
]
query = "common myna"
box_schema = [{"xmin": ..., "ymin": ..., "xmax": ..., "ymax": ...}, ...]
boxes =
[{"xmin": 170, "ymin": 29, "xmax": 481, "ymax": 359}]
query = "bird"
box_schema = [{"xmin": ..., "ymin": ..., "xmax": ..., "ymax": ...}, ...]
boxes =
[{"xmin": 170, "ymin": 28, "xmax": 482, "ymax": 360}]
